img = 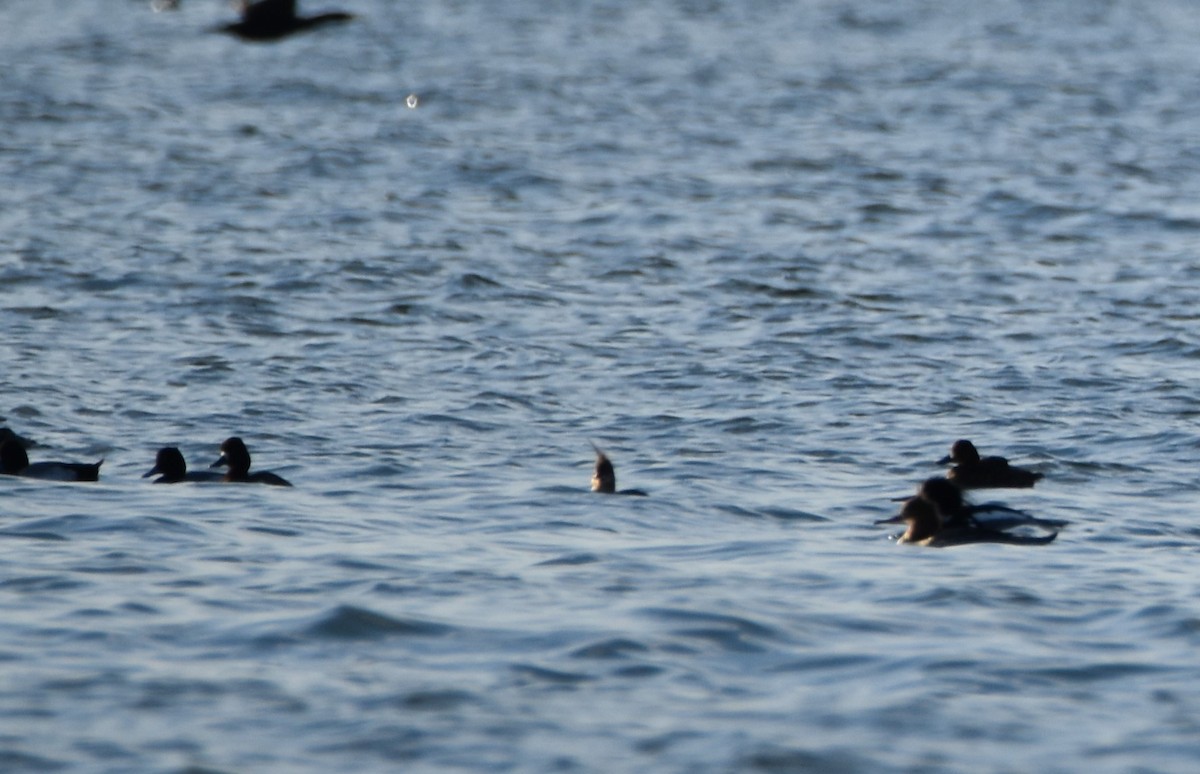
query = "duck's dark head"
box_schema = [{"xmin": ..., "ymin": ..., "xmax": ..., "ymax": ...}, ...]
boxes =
[
  {"xmin": 145, "ymin": 446, "xmax": 186, "ymax": 480},
  {"xmin": 939, "ymin": 439, "xmax": 980, "ymax": 465},
  {"xmin": 0, "ymin": 439, "xmax": 29, "ymax": 474},
  {"xmin": 918, "ymin": 476, "xmax": 964, "ymax": 513},
  {"xmin": 212, "ymin": 436, "xmax": 252, "ymax": 475}
]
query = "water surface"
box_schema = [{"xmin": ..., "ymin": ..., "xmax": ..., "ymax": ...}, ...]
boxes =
[{"xmin": 3, "ymin": 1, "xmax": 1200, "ymax": 771}]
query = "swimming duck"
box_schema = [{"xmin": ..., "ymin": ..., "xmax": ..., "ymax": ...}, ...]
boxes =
[
  {"xmin": 218, "ymin": 0, "xmax": 354, "ymax": 41},
  {"xmin": 591, "ymin": 444, "xmax": 647, "ymax": 496},
  {"xmin": 915, "ymin": 476, "xmax": 1064, "ymax": 531},
  {"xmin": 144, "ymin": 447, "xmax": 224, "ymax": 484},
  {"xmin": 0, "ymin": 440, "xmax": 103, "ymax": 482},
  {"xmin": 210, "ymin": 437, "xmax": 293, "ymax": 486},
  {"xmin": 876, "ymin": 495, "xmax": 1059, "ymax": 547},
  {"xmin": 938, "ymin": 439, "xmax": 1044, "ymax": 489}
]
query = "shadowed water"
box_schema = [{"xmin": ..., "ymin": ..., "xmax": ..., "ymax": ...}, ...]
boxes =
[{"xmin": 4, "ymin": 0, "xmax": 1200, "ymax": 771}]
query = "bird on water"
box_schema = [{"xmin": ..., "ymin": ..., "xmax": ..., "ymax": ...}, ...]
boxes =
[
  {"xmin": 590, "ymin": 444, "xmax": 647, "ymax": 496},
  {"xmin": 938, "ymin": 439, "xmax": 1044, "ymax": 489},
  {"xmin": 211, "ymin": 437, "xmax": 293, "ymax": 486},
  {"xmin": 144, "ymin": 447, "xmax": 224, "ymax": 484},
  {"xmin": 875, "ymin": 492, "xmax": 1060, "ymax": 547},
  {"xmin": 0, "ymin": 440, "xmax": 103, "ymax": 482}
]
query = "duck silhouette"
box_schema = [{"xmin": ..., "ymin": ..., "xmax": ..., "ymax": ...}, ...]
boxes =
[
  {"xmin": 211, "ymin": 437, "xmax": 293, "ymax": 486},
  {"xmin": 876, "ymin": 494, "xmax": 1060, "ymax": 547},
  {"xmin": 590, "ymin": 444, "xmax": 647, "ymax": 496},
  {"xmin": 0, "ymin": 440, "xmax": 102, "ymax": 482},
  {"xmin": 916, "ymin": 476, "xmax": 1063, "ymax": 529},
  {"xmin": 144, "ymin": 447, "xmax": 224, "ymax": 484},
  {"xmin": 938, "ymin": 439, "xmax": 1044, "ymax": 489}
]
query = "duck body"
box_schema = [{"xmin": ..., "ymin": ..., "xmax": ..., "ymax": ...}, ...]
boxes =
[
  {"xmin": 878, "ymin": 478, "xmax": 1061, "ymax": 547},
  {"xmin": 590, "ymin": 445, "xmax": 647, "ymax": 496},
  {"xmin": 219, "ymin": 0, "xmax": 354, "ymax": 41},
  {"xmin": 939, "ymin": 439, "xmax": 1043, "ymax": 489},
  {"xmin": 211, "ymin": 437, "xmax": 293, "ymax": 486},
  {"xmin": 922, "ymin": 475, "xmax": 1065, "ymax": 525},
  {"xmin": 967, "ymin": 506, "xmax": 1068, "ymax": 533},
  {"xmin": 144, "ymin": 447, "xmax": 224, "ymax": 484},
  {"xmin": 918, "ymin": 524, "xmax": 1059, "ymax": 548},
  {"xmin": 0, "ymin": 440, "xmax": 102, "ymax": 482}
]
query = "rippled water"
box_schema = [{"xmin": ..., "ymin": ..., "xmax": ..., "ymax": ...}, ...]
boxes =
[{"xmin": 5, "ymin": 0, "xmax": 1200, "ymax": 771}]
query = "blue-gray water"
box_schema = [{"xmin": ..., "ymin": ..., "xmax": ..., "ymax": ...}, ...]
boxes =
[{"xmin": 4, "ymin": 1, "xmax": 1200, "ymax": 771}]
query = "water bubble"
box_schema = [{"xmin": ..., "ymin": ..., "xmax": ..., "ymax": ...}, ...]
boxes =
[{"xmin": 405, "ymin": 94, "xmax": 419, "ymax": 109}]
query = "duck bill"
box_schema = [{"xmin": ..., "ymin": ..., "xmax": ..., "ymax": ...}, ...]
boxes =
[
  {"xmin": 936, "ymin": 455, "xmax": 952, "ymax": 465},
  {"xmin": 210, "ymin": 454, "xmax": 228, "ymax": 469},
  {"xmin": 142, "ymin": 465, "xmax": 161, "ymax": 479},
  {"xmin": 874, "ymin": 515, "xmax": 903, "ymax": 525}
]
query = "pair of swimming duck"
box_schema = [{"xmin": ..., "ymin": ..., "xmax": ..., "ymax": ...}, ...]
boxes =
[
  {"xmin": 145, "ymin": 438, "xmax": 293, "ymax": 486},
  {"xmin": 877, "ymin": 440, "xmax": 1062, "ymax": 547},
  {"xmin": 0, "ymin": 436, "xmax": 291, "ymax": 487}
]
